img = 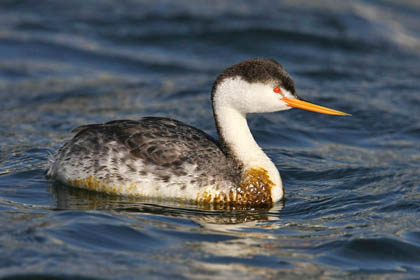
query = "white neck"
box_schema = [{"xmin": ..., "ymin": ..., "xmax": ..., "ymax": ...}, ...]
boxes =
[{"xmin": 213, "ymin": 103, "xmax": 284, "ymax": 202}]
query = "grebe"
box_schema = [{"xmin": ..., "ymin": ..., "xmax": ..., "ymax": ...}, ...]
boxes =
[{"xmin": 47, "ymin": 58, "xmax": 349, "ymax": 207}]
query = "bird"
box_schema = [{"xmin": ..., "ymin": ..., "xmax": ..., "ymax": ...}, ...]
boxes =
[{"xmin": 47, "ymin": 58, "xmax": 349, "ymax": 207}]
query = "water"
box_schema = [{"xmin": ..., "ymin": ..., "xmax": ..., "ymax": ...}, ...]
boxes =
[{"xmin": 1, "ymin": 0, "xmax": 420, "ymax": 279}]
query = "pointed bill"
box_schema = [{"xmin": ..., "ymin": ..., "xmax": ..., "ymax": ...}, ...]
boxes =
[{"xmin": 282, "ymin": 97, "xmax": 351, "ymax": 116}]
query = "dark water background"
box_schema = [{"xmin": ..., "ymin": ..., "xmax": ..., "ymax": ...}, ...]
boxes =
[{"xmin": 1, "ymin": 0, "xmax": 420, "ymax": 279}]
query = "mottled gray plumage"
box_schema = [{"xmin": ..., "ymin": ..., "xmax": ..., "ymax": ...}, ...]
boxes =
[{"xmin": 50, "ymin": 117, "xmax": 242, "ymax": 188}]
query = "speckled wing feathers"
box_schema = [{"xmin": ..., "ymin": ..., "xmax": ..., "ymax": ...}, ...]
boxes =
[{"xmin": 49, "ymin": 117, "xmax": 243, "ymax": 192}]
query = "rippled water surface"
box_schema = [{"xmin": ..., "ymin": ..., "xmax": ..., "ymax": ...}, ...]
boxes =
[{"xmin": 1, "ymin": 0, "xmax": 420, "ymax": 279}]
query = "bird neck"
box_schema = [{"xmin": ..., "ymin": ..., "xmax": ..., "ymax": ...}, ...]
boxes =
[
  {"xmin": 213, "ymin": 103, "xmax": 283, "ymax": 202},
  {"xmin": 215, "ymin": 106, "xmax": 265, "ymax": 165}
]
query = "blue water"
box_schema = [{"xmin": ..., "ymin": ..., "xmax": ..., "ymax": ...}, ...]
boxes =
[{"xmin": 1, "ymin": 0, "xmax": 420, "ymax": 279}]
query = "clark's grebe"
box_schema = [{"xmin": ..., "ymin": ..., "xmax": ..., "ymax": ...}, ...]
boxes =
[{"xmin": 47, "ymin": 58, "xmax": 349, "ymax": 207}]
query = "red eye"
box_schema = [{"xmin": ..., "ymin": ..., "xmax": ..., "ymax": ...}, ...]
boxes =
[{"xmin": 273, "ymin": 87, "xmax": 282, "ymax": 94}]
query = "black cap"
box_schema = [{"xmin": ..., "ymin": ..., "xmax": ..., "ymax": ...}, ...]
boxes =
[{"xmin": 212, "ymin": 58, "xmax": 297, "ymax": 97}]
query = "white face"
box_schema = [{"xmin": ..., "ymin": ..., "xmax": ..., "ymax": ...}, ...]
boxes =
[{"xmin": 215, "ymin": 77, "xmax": 295, "ymax": 114}]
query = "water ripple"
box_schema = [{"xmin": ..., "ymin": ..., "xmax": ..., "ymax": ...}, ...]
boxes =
[{"xmin": 1, "ymin": 0, "xmax": 420, "ymax": 279}]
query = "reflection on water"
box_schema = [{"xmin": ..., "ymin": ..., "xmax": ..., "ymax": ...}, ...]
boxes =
[
  {"xmin": 48, "ymin": 182, "xmax": 293, "ymax": 279},
  {"xmin": 50, "ymin": 182, "xmax": 285, "ymax": 225}
]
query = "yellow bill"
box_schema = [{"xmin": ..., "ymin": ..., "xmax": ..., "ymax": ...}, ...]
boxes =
[{"xmin": 282, "ymin": 97, "xmax": 351, "ymax": 116}]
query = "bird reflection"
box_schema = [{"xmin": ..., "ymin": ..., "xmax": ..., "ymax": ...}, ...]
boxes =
[
  {"xmin": 49, "ymin": 182, "xmax": 290, "ymax": 277},
  {"xmin": 49, "ymin": 182, "xmax": 285, "ymax": 225}
]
